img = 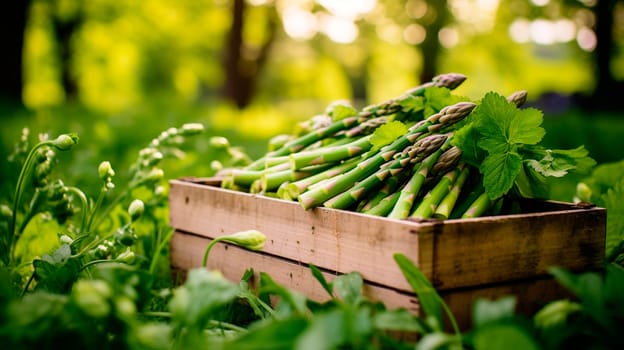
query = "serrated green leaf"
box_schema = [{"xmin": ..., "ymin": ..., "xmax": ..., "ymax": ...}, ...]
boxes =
[
  {"xmin": 370, "ymin": 121, "xmax": 408, "ymax": 150},
  {"xmin": 399, "ymin": 95, "xmax": 425, "ymax": 113},
  {"xmin": 481, "ymin": 152, "xmax": 522, "ymax": 200},
  {"xmin": 424, "ymin": 86, "xmax": 469, "ymax": 114},
  {"xmin": 523, "ymin": 145, "xmax": 596, "ymax": 179},
  {"xmin": 451, "ymin": 124, "xmax": 482, "ymax": 166},
  {"xmin": 509, "ymin": 107, "xmax": 545, "ymax": 145},
  {"xmin": 329, "ymin": 104, "xmax": 358, "ymax": 121}
]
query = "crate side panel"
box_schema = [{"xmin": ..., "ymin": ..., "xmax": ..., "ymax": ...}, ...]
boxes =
[
  {"xmin": 171, "ymin": 232, "xmax": 572, "ymax": 331},
  {"xmin": 441, "ymin": 277, "xmax": 568, "ymax": 330},
  {"xmin": 429, "ymin": 207, "xmax": 606, "ymax": 289},
  {"xmin": 169, "ymin": 180, "xmax": 432, "ymax": 292},
  {"xmin": 171, "ymin": 232, "xmax": 420, "ymax": 313}
]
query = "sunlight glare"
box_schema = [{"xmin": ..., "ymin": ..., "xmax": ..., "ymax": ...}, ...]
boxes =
[
  {"xmin": 449, "ymin": 0, "xmax": 499, "ymax": 32},
  {"xmin": 509, "ymin": 18, "xmax": 531, "ymax": 43},
  {"xmin": 319, "ymin": 14, "xmax": 358, "ymax": 44},
  {"xmin": 530, "ymin": 0, "xmax": 550, "ymax": 6},
  {"xmin": 438, "ymin": 27, "xmax": 459, "ymax": 48},
  {"xmin": 554, "ymin": 19, "xmax": 576, "ymax": 42},
  {"xmin": 577, "ymin": 26, "xmax": 597, "ymax": 51},
  {"xmin": 317, "ymin": 0, "xmax": 377, "ymax": 20},
  {"xmin": 530, "ymin": 19, "xmax": 557, "ymax": 45},
  {"xmin": 283, "ymin": 6, "xmax": 318, "ymax": 40},
  {"xmin": 403, "ymin": 23, "xmax": 426, "ymax": 45}
]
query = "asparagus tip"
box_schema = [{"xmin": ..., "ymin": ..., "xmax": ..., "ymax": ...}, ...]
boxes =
[
  {"xmin": 432, "ymin": 73, "xmax": 468, "ymax": 90},
  {"xmin": 506, "ymin": 90, "xmax": 528, "ymax": 107}
]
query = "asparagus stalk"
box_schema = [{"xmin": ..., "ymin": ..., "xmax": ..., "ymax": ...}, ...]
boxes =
[
  {"xmin": 261, "ymin": 163, "xmax": 336, "ymax": 192},
  {"xmin": 461, "ymin": 191, "xmax": 494, "ymax": 218},
  {"xmin": 289, "ymin": 135, "xmax": 373, "ymax": 170},
  {"xmin": 433, "ymin": 164, "xmax": 471, "ymax": 219},
  {"xmin": 363, "ymin": 192, "xmax": 401, "ymax": 216},
  {"xmin": 322, "ymin": 156, "xmax": 412, "ymax": 210},
  {"xmin": 386, "ymin": 139, "xmax": 455, "ymax": 219},
  {"xmin": 410, "ymin": 164, "xmax": 465, "ymax": 220},
  {"xmin": 358, "ymin": 172, "xmax": 407, "ymax": 212},
  {"xmin": 278, "ymin": 157, "xmax": 361, "ymax": 200},
  {"xmin": 297, "ymin": 102, "xmax": 476, "ymax": 210},
  {"xmin": 227, "ymin": 162, "xmax": 290, "ymax": 186},
  {"xmin": 245, "ymin": 116, "xmax": 362, "ymax": 170},
  {"xmin": 245, "ymin": 73, "xmax": 468, "ymax": 171}
]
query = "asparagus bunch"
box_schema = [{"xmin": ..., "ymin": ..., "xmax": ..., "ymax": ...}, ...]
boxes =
[{"xmin": 215, "ymin": 75, "xmax": 590, "ymax": 220}]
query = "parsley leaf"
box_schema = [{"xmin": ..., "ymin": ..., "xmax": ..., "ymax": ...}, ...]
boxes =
[
  {"xmin": 370, "ymin": 121, "xmax": 408, "ymax": 150},
  {"xmin": 476, "ymin": 92, "xmax": 545, "ymax": 150},
  {"xmin": 474, "ymin": 92, "xmax": 545, "ymax": 199},
  {"xmin": 452, "ymin": 123, "xmax": 486, "ymax": 167},
  {"xmin": 326, "ymin": 102, "xmax": 358, "ymax": 121},
  {"xmin": 399, "ymin": 95, "xmax": 426, "ymax": 113},
  {"xmin": 482, "ymin": 151, "xmax": 523, "ymax": 199},
  {"xmin": 523, "ymin": 145, "xmax": 596, "ymax": 178},
  {"xmin": 423, "ymin": 87, "xmax": 469, "ymax": 117}
]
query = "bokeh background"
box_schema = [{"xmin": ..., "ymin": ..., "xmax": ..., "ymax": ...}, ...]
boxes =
[{"xmin": 1, "ymin": 0, "xmax": 623, "ymax": 199}]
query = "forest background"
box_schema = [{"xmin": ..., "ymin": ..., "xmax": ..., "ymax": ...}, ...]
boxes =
[{"xmin": 1, "ymin": 0, "xmax": 623, "ymax": 200}]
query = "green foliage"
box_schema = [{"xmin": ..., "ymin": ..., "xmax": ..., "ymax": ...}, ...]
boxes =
[
  {"xmin": 452, "ymin": 92, "xmax": 595, "ymax": 200},
  {"xmin": 576, "ymin": 160, "xmax": 624, "ymax": 264},
  {"xmin": 0, "ymin": 107, "xmax": 623, "ymax": 349},
  {"xmin": 370, "ymin": 121, "xmax": 408, "ymax": 150}
]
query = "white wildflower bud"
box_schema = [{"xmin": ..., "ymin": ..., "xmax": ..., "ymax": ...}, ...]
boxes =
[
  {"xmin": 222, "ymin": 230, "xmax": 266, "ymax": 251},
  {"xmin": 128, "ymin": 199, "xmax": 144, "ymax": 222},
  {"xmin": 210, "ymin": 136, "xmax": 230, "ymax": 149},
  {"xmin": 51, "ymin": 134, "xmax": 79, "ymax": 151},
  {"xmin": 98, "ymin": 161, "xmax": 115, "ymax": 180},
  {"xmin": 180, "ymin": 123, "xmax": 204, "ymax": 136}
]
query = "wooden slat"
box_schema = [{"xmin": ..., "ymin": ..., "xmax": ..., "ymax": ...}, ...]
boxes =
[
  {"xmin": 171, "ymin": 231, "xmax": 420, "ymax": 313},
  {"xmin": 424, "ymin": 209, "xmax": 606, "ymax": 289},
  {"xmin": 169, "ymin": 180, "xmax": 434, "ymax": 293},
  {"xmin": 169, "ymin": 179, "xmax": 606, "ymax": 292},
  {"xmin": 171, "ymin": 231, "xmax": 571, "ymax": 330}
]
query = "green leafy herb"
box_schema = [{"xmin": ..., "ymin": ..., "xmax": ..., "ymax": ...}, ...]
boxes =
[
  {"xmin": 422, "ymin": 86, "xmax": 469, "ymax": 117},
  {"xmin": 327, "ymin": 103, "xmax": 358, "ymax": 121},
  {"xmin": 369, "ymin": 121, "xmax": 408, "ymax": 150},
  {"xmin": 453, "ymin": 92, "xmax": 595, "ymax": 200}
]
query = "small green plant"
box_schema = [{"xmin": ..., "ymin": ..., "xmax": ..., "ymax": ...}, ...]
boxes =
[{"xmin": 0, "ymin": 123, "xmax": 205, "ymax": 294}]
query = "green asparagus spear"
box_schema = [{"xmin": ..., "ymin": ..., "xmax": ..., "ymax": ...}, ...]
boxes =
[
  {"xmin": 410, "ymin": 164, "xmax": 464, "ymax": 220},
  {"xmin": 433, "ymin": 164, "xmax": 471, "ymax": 219}
]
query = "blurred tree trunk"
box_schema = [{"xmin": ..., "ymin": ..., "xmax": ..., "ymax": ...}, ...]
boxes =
[
  {"xmin": 0, "ymin": 1, "xmax": 29, "ymax": 105},
  {"xmin": 52, "ymin": 14, "xmax": 82, "ymax": 102},
  {"xmin": 590, "ymin": 0, "xmax": 622, "ymax": 111},
  {"xmin": 222, "ymin": 0, "xmax": 277, "ymax": 109},
  {"xmin": 419, "ymin": 0, "xmax": 449, "ymax": 83}
]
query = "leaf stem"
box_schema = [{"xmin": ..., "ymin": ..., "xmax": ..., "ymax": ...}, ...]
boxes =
[
  {"xmin": 149, "ymin": 228, "xmax": 175, "ymax": 276},
  {"xmin": 66, "ymin": 186, "xmax": 89, "ymax": 233}
]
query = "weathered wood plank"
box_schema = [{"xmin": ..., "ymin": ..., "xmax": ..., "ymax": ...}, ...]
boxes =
[
  {"xmin": 170, "ymin": 232, "xmax": 420, "ymax": 313},
  {"xmin": 169, "ymin": 180, "xmax": 434, "ymax": 293},
  {"xmin": 169, "ymin": 180, "xmax": 606, "ymax": 293},
  {"xmin": 171, "ymin": 231, "xmax": 571, "ymax": 330}
]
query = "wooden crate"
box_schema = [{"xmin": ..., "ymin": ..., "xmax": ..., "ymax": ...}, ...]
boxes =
[{"xmin": 169, "ymin": 178, "xmax": 606, "ymax": 328}]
